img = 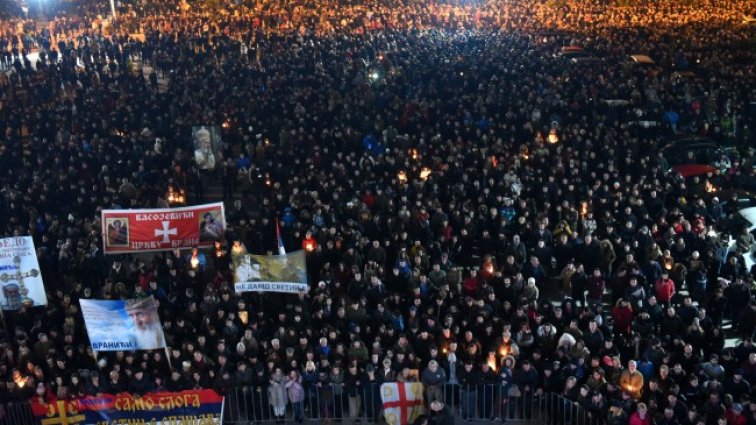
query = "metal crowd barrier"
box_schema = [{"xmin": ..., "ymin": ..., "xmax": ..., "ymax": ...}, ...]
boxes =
[
  {"xmin": 0, "ymin": 400, "xmax": 35, "ymax": 425},
  {"xmin": 224, "ymin": 384, "xmax": 594, "ymax": 425},
  {"xmin": 1, "ymin": 387, "xmax": 593, "ymax": 425}
]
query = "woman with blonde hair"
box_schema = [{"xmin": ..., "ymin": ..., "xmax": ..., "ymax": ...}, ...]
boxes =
[
  {"xmin": 268, "ymin": 367, "xmax": 287, "ymax": 423},
  {"xmin": 286, "ymin": 369, "xmax": 305, "ymax": 423},
  {"xmin": 629, "ymin": 403, "xmax": 651, "ymax": 425}
]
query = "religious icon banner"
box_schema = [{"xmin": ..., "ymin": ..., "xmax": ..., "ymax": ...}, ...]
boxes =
[
  {"xmin": 80, "ymin": 297, "xmax": 167, "ymax": 351},
  {"xmin": 0, "ymin": 236, "xmax": 47, "ymax": 310},
  {"xmin": 30, "ymin": 389, "xmax": 224, "ymax": 425},
  {"xmin": 234, "ymin": 250, "xmax": 308, "ymax": 293},
  {"xmin": 101, "ymin": 202, "xmax": 226, "ymax": 254},
  {"xmin": 192, "ymin": 125, "xmax": 223, "ymax": 171}
]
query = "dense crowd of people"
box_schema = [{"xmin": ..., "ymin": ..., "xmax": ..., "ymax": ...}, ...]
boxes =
[{"xmin": 0, "ymin": 0, "xmax": 755, "ymax": 424}]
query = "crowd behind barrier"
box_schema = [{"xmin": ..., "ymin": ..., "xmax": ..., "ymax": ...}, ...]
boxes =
[
  {"xmin": 0, "ymin": 0, "xmax": 755, "ymax": 425},
  {"xmin": 3, "ymin": 384, "xmax": 593, "ymax": 425}
]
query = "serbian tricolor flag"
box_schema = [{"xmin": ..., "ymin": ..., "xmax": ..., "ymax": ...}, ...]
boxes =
[
  {"xmin": 276, "ymin": 219, "xmax": 286, "ymax": 255},
  {"xmin": 381, "ymin": 383, "xmax": 424, "ymax": 425}
]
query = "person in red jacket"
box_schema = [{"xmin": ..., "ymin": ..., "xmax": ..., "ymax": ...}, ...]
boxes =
[
  {"xmin": 463, "ymin": 269, "xmax": 480, "ymax": 296},
  {"xmin": 612, "ymin": 298, "xmax": 634, "ymax": 337},
  {"xmin": 655, "ymin": 271, "xmax": 676, "ymax": 305},
  {"xmin": 629, "ymin": 403, "xmax": 651, "ymax": 425},
  {"xmin": 726, "ymin": 403, "xmax": 747, "ymax": 425}
]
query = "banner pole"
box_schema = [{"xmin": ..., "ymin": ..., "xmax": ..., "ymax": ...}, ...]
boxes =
[
  {"xmin": 165, "ymin": 346, "xmax": 172, "ymax": 370},
  {"xmin": 0, "ymin": 309, "xmax": 6, "ymax": 329}
]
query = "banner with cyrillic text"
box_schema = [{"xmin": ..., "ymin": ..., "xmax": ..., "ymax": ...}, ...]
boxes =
[
  {"xmin": 234, "ymin": 250, "xmax": 308, "ymax": 293},
  {"xmin": 30, "ymin": 389, "xmax": 223, "ymax": 425},
  {"xmin": 101, "ymin": 202, "xmax": 226, "ymax": 254},
  {"xmin": 0, "ymin": 236, "xmax": 47, "ymax": 310},
  {"xmin": 80, "ymin": 297, "xmax": 167, "ymax": 351}
]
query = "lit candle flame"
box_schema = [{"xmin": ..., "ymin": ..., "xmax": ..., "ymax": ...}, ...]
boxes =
[
  {"xmin": 13, "ymin": 373, "xmax": 26, "ymax": 388},
  {"xmin": 420, "ymin": 167, "xmax": 432, "ymax": 181},
  {"xmin": 548, "ymin": 129, "xmax": 559, "ymax": 144},
  {"xmin": 487, "ymin": 355, "xmax": 498, "ymax": 372}
]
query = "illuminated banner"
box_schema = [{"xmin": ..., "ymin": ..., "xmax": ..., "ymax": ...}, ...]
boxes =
[
  {"xmin": 234, "ymin": 250, "xmax": 308, "ymax": 293},
  {"xmin": 80, "ymin": 297, "xmax": 167, "ymax": 351},
  {"xmin": 101, "ymin": 202, "xmax": 226, "ymax": 254},
  {"xmin": 0, "ymin": 236, "xmax": 47, "ymax": 310},
  {"xmin": 30, "ymin": 389, "xmax": 224, "ymax": 425}
]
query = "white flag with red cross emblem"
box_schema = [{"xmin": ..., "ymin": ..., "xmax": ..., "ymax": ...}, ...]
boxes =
[{"xmin": 380, "ymin": 382, "xmax": 425, "ymax": 425}]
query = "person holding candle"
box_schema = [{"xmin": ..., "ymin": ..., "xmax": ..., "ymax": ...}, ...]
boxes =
[{"xmin": 620, "ymin": 360, "xmax": 644, "ymax": 399}]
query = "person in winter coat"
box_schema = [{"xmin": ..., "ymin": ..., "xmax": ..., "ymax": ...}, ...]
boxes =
[
  {"xmin": 268, "ymin": 368, "xmax": 288, "ymax": 423},
  {"xmin": 457, "ymin": 361, "xmax": 478, "ymax": 419},
  {"xmin": 513, "ymin": 360, "xmax": 539, "ymax": 418},
  {"xmin": 344, "ymin": 363, "xmax": 364, "ymax": 420},
  {"xmin": 628, "ymin": 403, "xmax": 651, "ymax": 425},
  {"xmin": 286, "ymin": 370, "xmax": 306, "ymax": 423},
  {"xmin": 655, "ymin": 272, "xmax": 676, "ymax": 305},
  {"xmin": 586, "ymin": 269, "xmax": 606, "ymax": 309},
  {"xmin": 422, "ymin": 359, "xmax": 447, "ymax": 405},
  {"xmin": 725, "ymin": 403, "xmax": 747, "ymax": 425},
  {"xmin": 619, "ymin": 361, "xmax": 644, "ymax": 399},
  {"xmin": 301, "ymin": 361, "xmax": 319, "ymax": 413},
  {"xmin": 612, "ymin": 299, "xmax": 634, "ymax": 337},
  {"xmin": 521, "ymin": 277, "xmax": 540, "ymax": 303}
]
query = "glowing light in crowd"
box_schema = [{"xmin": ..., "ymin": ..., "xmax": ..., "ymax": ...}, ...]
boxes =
[
  {"xmin": 166, "ymin": 187, "xmax": 186, "ymax": 205},
  {"xmin": 420, "ymin": 167, "xmax": 432, "ymax": 181},
  {"xmin": 705, "ymin": 181, "xmax": 717, "ymax": 193},
  {"xmin": 13, "ymin": 371, "xmax": 26, "ymax": 388},
  {"xmin": 397, "ymin": 171, "xmax": 408, "ymax": 183},
  {"xmin": 487, "ymin": 353, "xmax": 498, "ymax": 372},
  {"xmin": 231, "ymin": 240, "xmax": 246, "ymax": 257},
  {"xmin": 581, "ymin": 201, "xmax": 589, "ymax": 216},
  {"xmin": 548, "ymin": 129, "xmax": 559, "ymax": 144},
  {"xmin": 190, "ymin": 255, "xmax": 200, "ymax": 269},
  {"xmin": 520, "ymin": 145, "xmax": 529, "ymax": 160},
  {"xmin": 304, "ymin": 240, "xmax": 316, "ymax": 252}
]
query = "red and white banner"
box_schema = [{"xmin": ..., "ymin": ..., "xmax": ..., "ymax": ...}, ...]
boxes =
[
  {"xmin": 101, "ymin": 203, "xmax": 226, "ymax": 254},
  {"xmin": 380, "ymin": 383, "xmax": 424, "ymax": 425}
]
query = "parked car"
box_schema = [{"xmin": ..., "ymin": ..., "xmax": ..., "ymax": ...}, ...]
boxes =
[
  {"xmin": 660, "ymin": 136, "xmax": 740, "ymax": 170},
  {"xmin": 555, "ymin": 45, "xmax": 587, "ymax": 58},
  {"xmin": 630, "ymin": 54, "xmax": 655, "ymax": 65},
  {"xmin": 725, "ymin": 206, "xmax": 756, "ymax": 272}
]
